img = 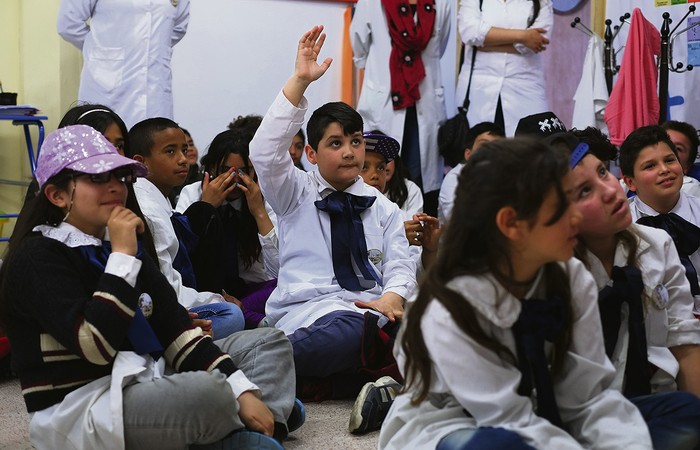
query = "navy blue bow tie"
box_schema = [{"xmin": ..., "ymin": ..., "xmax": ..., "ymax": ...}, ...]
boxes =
[
  {"xmin": 637, "ymin": 212, "xmax": 700, "ymax": 295},
  {"xmin": 315, "ymin": 191, "xmax": 381, "ymax": 291},
  {"xmin": 79, "ymin": 242, "xmax": 163, "ymax": 360},
  {"xmin": 598, "ymin": 265, "xmax": 650, "ymax": 397},
  {"xmin": 513, "ymin": 296, "xmax": 567, "ymax": 428}
]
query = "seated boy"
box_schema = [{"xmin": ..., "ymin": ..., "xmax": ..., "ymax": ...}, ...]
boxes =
[
  {"xmin": 127, "ymin": 118, "xmax": 245, "ymax": 338},
  {"xmin": 438, "ymin": 122, "xmax": 504, "ymax": 223},
  {"xmin": 249, "ymin": 26, "xmax": 416, "ymax": 431},
  {"xmin": 621, "ymin": 125, "xmax": 700, "ymax": 315},
  {"xmin": 662, "ymin": 120, "xmax": 700, "ymax": 197}
]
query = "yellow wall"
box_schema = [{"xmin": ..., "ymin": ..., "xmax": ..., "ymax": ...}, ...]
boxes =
[{"xmin": 0, "ymin": 0, "xmax": 81, "ymax": 252}]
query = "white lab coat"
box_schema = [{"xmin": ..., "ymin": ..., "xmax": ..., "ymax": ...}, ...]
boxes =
[
  {"xmin": 583, "ymin": 224, "xmax": 700, "ymax": 393},
  {"xmin": 629, "ymin": 192, "xmax": 700, "ymax": 315},
  {"xmin": 572, "ymin": 34, "xmax": 609, "ymax": 132},
  {"xmin": 455, "ymin": 0, "xmax": 553, "ymax": 137},
  {"xmin": 57, "ymin": 0, "xmax": 190, "ymax": 129},
  {"xmin": 350, "ymin": 0, "xmax": 452, "ymax": 193},
  {"xmin": 379, "ymin": 258, "xmax": 653, "ymax": 450}
]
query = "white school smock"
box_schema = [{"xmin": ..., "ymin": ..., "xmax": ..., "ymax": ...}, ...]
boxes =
[
  {"xmin": 437, "ymin": 162, "xmax": 464, "ymax": 224},
  {"xmin": 629, "ymin": 192, "xmax": 700, "ymax": 314},
  {"xmin": 455, "ymin": 0, "xmax": 553, "ymax": 137},
  {"xmin": 572, "ymin": 34, "xmax": 609, "ymax": 132},
  {"xmin": 249, "ymin": 92, "xmax": 417, "ymax": 335},
  {"xmin": 379, "ymin": 258, "xmax": 653, "ymax": 450},
  {"xmin": 56, "ymin": 0, "xmax": 190, "ymax": 129},
  {"xmin": 175, "ymin": 181, "xmax": 280, "ymax": 281},
  {"xmin": 350, "ymin": 0, "xmax": 452, "ymax": 193},
  {"xmin": 583, "ymin": 223, "xmax": 700, "ymax": 392},
  {"xmin": 134, "ymin": 178, "xmax": 223, "ymax": 309}
]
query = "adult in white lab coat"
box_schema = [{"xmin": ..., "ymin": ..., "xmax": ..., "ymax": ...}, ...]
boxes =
[
  {"xmin": 455, "ymin": 0, "xmax": 553, "ymax": 137},
  {"xmin": 57, "ymin": 0, "xmax": 190, "ymax": 129},
  {"xmin": 350, "ymin": 0, "xmax": 452, "ymax": 198}
]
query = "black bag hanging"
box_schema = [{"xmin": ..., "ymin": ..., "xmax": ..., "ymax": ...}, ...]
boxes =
[{"xmin": 437, "ymin": 45, "xmax": 477, "ymax": 168}]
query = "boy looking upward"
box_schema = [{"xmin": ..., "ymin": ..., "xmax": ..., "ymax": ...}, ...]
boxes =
[{"xmin": 249, "ymin": 26, "xmax": 416, "ymax": 402}]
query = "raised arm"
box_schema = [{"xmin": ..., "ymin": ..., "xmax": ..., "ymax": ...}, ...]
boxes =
[
  {"xmin": 171, "ymin": 0, "xmax": 190, "ymax": 46},
  {"xmin": 282, "ymin": 25, "xmax": 333, "ymax": 107}
]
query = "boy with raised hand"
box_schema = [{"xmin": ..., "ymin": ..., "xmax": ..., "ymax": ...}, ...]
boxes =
[
  {"xmin": 249, "ymin": 26, "xmax": 416, "ymax": 422},
  {"xmin": 621, "ymin": 125, "xmax": 700, "ymax": 316}
]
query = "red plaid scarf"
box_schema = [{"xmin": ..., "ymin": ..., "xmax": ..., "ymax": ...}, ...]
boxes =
[{"xmin": 381, "ymin": 0, "xmax": 436, "ymax": 110}]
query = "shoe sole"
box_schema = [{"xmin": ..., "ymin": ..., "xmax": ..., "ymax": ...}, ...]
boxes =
[{"xmin": 348, "ymin": 376, "xmax": 399, "ymax": 434}]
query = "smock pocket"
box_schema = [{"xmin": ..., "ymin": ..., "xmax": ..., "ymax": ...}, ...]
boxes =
[
  {"xmin": 363, "ymin": 225, "xmax": 385, "ymax": 271},
  {"xmin": 84, "ymin": 46, "xmax": 125, "ymax": 93},
  {"xmin": 357, "ymin": 80, "xmax": 390, "ymax": 127}
]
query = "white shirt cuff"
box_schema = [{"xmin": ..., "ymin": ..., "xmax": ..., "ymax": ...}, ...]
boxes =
[
  {"xmin": 105, "ymin": 252, "xmax": 142, "ymax": 287},
  {"xmin": 227, "ymin": 370, "xmax": 261, "ymax": 399}
]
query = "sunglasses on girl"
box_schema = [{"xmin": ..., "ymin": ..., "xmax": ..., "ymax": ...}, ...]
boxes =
[{"xmin": 78, "ymin": 168, "xmax": 136, "ymax": 184}]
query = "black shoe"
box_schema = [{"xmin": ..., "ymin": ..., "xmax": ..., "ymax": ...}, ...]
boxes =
[
  {"xmin": 348, "ymin": 376, "xmax": 400, "ymax": 434},
  {"xmin": 287, "ymin": 398, "xmax": 305, "ymax": 433}
]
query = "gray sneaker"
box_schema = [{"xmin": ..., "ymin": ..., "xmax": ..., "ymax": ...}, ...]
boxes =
[{"xmin": 348, "ymin": 376, "xmax": 401, "ymax": 434}]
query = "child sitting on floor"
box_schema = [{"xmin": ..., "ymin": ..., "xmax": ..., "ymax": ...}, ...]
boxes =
[
  {"xmin": 620, "ymin": 125, "xmax": 700, "ymax": 316},
  {"xmin": 249, "ymin": 26, "xmax": 416, "ymax": 432},
  {"xmin": 0, "ymin": 125, "xmax": 295, "ymax": 449}
]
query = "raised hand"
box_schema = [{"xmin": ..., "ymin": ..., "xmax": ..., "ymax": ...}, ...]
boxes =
[{"xmin": 283, "ymin": 25, "xmax": 333, "ymax": 106}]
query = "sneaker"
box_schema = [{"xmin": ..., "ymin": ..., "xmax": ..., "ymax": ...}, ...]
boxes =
[
  {"xmin": 287, "ymin": 398, "xmax": 306, "ymax": 433},
  {"xmin": 348, "ymin": 376, "xmax": 401, "ymax": 434},
  {"xmin": 214, "ymin": 430, "xmax": 284, "ymax": 450}
]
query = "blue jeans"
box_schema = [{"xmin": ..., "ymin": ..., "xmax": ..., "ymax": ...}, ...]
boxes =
[
  {"xmin": 437, "ymin": 427, "xmax": 535, "ymax": 450},
  {"xmin": 189, "ymin": 302, "xmax": 245, "ymax": 340},
  {"xmin": 287, "ymin": 311, "xmax": 365, "ymax": 377},
  {"xmin": 631, "ymin": 391, "xmax": 700, "ymax": 450}
]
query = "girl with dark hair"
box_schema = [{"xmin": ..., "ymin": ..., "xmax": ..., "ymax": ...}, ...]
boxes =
[
  {"xmin": 0, "ymin": 125, "xmax": 294, "ymax": 450},
  {"xmin": 379, "ymin": 138, "xmax": 652, "ymax": 449},
  {"xmin": 176, "ymin": 128, "xmax": 278, "ymax": 329}
]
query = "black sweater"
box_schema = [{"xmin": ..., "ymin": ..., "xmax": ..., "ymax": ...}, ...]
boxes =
[{"xmin": 4, "ymin": 234, "xmax": 236, "ymax": 412}]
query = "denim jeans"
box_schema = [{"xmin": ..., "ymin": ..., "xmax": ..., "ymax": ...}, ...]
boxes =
[
  {"xmin": 631, "ymin": 391, "xmax": 700, "ymax": 450},
  {"xmin": 189, "ymin": 301, "xmax": 245, "ymax": 339},
  {"xmin": 437, "ymin": 427, "xmax": 536, "ymax": 450},
  {"xmin": 121, "ymin": 328, "xmax": 295, "ymax": 449}
]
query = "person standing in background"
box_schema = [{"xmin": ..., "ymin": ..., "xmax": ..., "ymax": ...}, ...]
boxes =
[
  {"xmin": 351, "ymin": 0, "xmax": 452, "ymax": 217},
  {"xmin": 455, "ymin": 0, "xmax": 552, "ymax": 137},
  {"xmin": 57, "ymin": 0, "xmax": 190, "ymax": 129}
]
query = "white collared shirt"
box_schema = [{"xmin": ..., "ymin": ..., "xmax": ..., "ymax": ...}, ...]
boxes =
[
  {"xmin": 583, "ymin": 223, "xmax": 700, "ymax": 392},
  {"xmin": 629, "ymin": 191, "xmax": 700, "ymax": 314}
]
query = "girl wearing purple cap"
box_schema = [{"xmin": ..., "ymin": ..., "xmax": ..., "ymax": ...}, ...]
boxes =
[{"xmin": 0, "ymin": 125, "xmax": 295, "ymax": 449}]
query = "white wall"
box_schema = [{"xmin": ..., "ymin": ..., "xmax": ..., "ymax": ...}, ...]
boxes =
[{"xmin": 172, "ymin": 0, "xmax": 458, "ymax": 157}]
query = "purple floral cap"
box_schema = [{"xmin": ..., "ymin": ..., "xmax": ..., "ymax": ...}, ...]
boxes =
[
  {"xmin": 363, "ymin": 132, "xmax": 400, "ymax": 162},
  {"xmin": 35, "ymin": 124, "xmax": 148, "ymax": 188}
]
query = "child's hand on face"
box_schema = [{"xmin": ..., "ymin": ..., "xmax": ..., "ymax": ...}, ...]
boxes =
[
  {"xmin": 233, "ymin": 170, "xmax": 265, "ymax": 215},
  {"xmin": 355, "ymin": 292, "xmax": 405, "ymax": 322},
  {"xmin": 238, "ymin": 391, "xmax": 275, "ymax": 437},
  {"xmin": 201, "ymin": 170, "xmax": 236, "ymax": 208},
  {"xmin": 108, "ymin": 206, "xmax": 145, "ymax": 256}
]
